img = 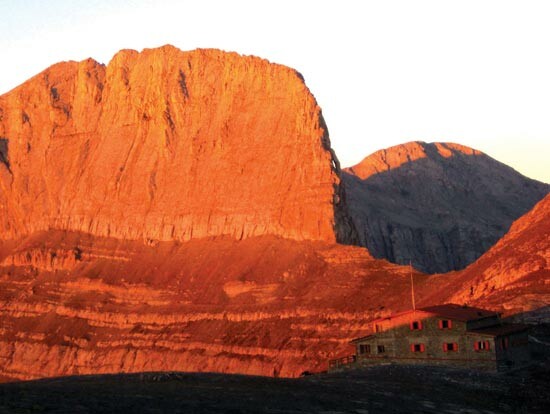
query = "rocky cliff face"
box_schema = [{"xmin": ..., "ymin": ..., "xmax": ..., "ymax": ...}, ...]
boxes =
[
  {"xmin": 0, "ymin": 45, "xmax": 355, "ymax": 243},
  {"xmin": 342, "ymin": 141, "xmax": 549, "ymax": 273}
]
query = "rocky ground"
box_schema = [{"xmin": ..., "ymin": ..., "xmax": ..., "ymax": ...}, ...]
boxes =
[{"xmin": 1, "ymin": 362, "xmax": 548, "ymax": 413}]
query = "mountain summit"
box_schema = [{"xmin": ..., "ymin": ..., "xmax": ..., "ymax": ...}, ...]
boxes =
[{"xmin": 343, "ymin": 141, "xmax": 548, "ymax": 273}]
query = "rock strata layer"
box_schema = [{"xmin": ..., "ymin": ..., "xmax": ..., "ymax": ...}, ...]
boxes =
[
  {"xmin": 0, "ymin": 45, "xmax": 354, "ymax": 243},
  {"xmin": 342, "ymin": 141, "xmax": 549, "ymax": 273},
  {"xmin": 0, "ymin": 232, "xmax": 424, "ymax": 381}
]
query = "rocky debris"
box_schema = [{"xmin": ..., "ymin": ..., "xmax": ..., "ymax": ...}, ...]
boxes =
[
  {"xmin": 0, "ymin": 45, "xmax": 354, "ymax": 244},
  {"xmin": 343, "ymin": 141, "xmax": 549, "ymax": 273}
]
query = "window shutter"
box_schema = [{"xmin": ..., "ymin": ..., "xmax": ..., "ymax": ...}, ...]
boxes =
[
  {"xmin": 449, "ymin": 320, "xmax": 452, "ymax": 329},
  {"xmin": 443, "ymin": 343, "xmax": 448, "ymax": 352},
  {"xmin": 453, "ymin": 343, "xmax": 458, "ymax": 351},
  {"xmin": 419, "ymin": 321, "xmax": 423, "ymax": 330},
  {"xmin": 474, "ymin": 341, "xmax": 479, "ymax": 351},
  {"xmin": 410, "ymin": 322, "xmax": 414, "ymax": 330},
  {"xmin": 485, "ymin": 341, "xmax": 490, "ymax": 350},
  {"xmin": 420, "ymin": 344, "xmax": 425, "ymax": 352},
  {"xmin": 410, "ymin": 344, "xmax": 415, "ymax": 352},
  {"xmin": 438, "ymin": 320, "xmax": 443, "ymax": 329}
]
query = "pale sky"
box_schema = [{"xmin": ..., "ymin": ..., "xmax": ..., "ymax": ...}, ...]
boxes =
[{"xmin": 1, "ymin": 0, "xmax": 548, "ymax": 182}]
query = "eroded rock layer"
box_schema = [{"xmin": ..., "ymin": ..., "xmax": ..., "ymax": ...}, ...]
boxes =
[
  {"xmin": 343, "ymin": 141, "xmax": 549, "ymax": 273},
  {"xmin": 0, "ymin": 45, "xmax": 353, "ymax": 243},
  {"xmin": 0, "ymin": 232, "xmax": 426, "ymax": 381}
]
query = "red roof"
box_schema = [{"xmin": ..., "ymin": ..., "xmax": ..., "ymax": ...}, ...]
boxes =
[
  {"xmin": 418, "ymin": 304, "xmax": 499, "ymax": 322},
  {"xmin": 368, "ymin": 304, "xmax": 499, "ymax": 325},
  {"xmin": 350, "ymin": 334, "xmax": 375, "ymax": 344},
  {"xmin": 467, "ymin": 323, "xmax": 530, "ymax": 337}
]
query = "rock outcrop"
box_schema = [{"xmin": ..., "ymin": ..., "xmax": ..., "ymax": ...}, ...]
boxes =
[
  {"xmin": 342, "ymin": 141, "xmax": 549, "ymax": 273},
  {"xmin": 0, "ymin": 45, "xmax": 355, "ymax": 244}
]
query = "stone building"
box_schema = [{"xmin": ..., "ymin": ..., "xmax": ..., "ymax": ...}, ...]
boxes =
[{"xmin": 330, "ymin": 304, "xmax": 530, "ymax": 372}]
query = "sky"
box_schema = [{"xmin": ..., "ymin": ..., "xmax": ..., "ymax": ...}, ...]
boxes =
[{"xmin": 0, "ymin": 0, "xmax": 548, "ymax": 183}]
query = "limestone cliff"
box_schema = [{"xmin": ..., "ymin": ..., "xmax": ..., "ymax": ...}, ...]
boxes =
[
  {"xmin": 343, "ymin": 141, "xmax": 549, "ymax": 273},
  {"xmin": 0, "ymin": 45, "xmax": 354, "ymax": 243}
]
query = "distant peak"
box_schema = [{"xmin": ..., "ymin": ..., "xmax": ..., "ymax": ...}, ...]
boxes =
[
  {"xmin": 108, "ymin": 48, "xmax": 139, "ymax": 67},
  {"xmin": 345, "ymin": 141, "xmax": 485, "ymax": 180}
]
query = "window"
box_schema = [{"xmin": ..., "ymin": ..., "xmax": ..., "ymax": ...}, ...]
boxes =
[
  {"xmin": 410, "ymin": 343, "xmax": 425, "ymax": 353},
  {"xmin": 498, "ymin": 338, "xmax": 508, "ymax": 350},
  {"xmin": 359, "ymin": 344, "xmax": 371, "ymax": 354},
  {"xmin": 443, "ymin": 342, "xmax": 458, "ymax": 352},
  {"xmin": 438, "ymin": 319, "xmax": 452, "ymax": 329},
  {"xmin": 377, "ymin": 345, "xmax": 385, "ymax": 354},
  {"xmin": 474, "ymin": 340, "xmax": 491, "ymax": 351},
  {"xmin": 410, "ymin": 320, "xmax": 423, "ymax": 330},
  {"xmin": 375, "ymin": 324, "xmax": 382, "ymax": 333}
]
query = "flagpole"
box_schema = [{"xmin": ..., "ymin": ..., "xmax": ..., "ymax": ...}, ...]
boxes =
[{"xmin": 410, "ymin": 259, "xmax": 416, "ymax": 311}]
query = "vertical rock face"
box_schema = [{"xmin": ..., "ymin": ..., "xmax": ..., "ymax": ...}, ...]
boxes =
[
  {"xmin": 0, "ymin": 45, "xmax": 351, "ymax": 243},
  {"xmin": 343, "ymin": 142, "xmax": 549, "ymax": 273}
]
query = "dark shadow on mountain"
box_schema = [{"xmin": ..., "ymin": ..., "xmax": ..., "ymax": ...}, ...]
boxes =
[
  {"xmin": 341, "ymin": 143, "xmax": 549, "ymax": 274},
  {"xmin": 0, "ymin": 137, "xmax": 9, "ymax": 171}
]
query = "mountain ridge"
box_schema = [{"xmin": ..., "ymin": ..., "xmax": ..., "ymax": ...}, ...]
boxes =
[{"xmin": 342, "ymin": 141, "xmax": 548, "ymax": 273}]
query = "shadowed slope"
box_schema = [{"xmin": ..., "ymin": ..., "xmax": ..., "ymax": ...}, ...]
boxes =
[
  {"xmin": 2, "ymin": 365, "xmax": 548, "ymax": 414},
  {"xmin": 343, "ymin": 141, "xmax": 548, "ymax": 273},
  {"xmin": 420, "ymin": 193, "xmax": 550, "ymax": 314}
]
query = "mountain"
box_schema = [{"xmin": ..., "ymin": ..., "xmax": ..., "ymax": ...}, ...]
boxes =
[
  {"xmin": 420, "ymin": 193, "xmax": 550, "ymax": 315},
  {"xmin": 0, "ymin": 45, "xmax": 374, "ymax": 381},
  {"xmin": 0, "ymin": 47, "xmax": 547, "ymax": 383},
  {"xmin": 342, "ymin": 141, "xmax": 549, "ymax": 273},
  {"xmin": 0, "ymin": 45, "xmax": 355, "ymax": 244}
]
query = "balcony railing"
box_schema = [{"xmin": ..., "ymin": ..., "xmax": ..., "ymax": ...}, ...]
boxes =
[{"xmin": 328, "ymin": 354, "xmax": 357, "ymax": 370}]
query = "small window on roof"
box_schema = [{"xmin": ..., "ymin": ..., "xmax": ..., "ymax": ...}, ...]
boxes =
[{"xmin": 410, "ymin": 321, "xmax": 423, "ymax": 330}]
